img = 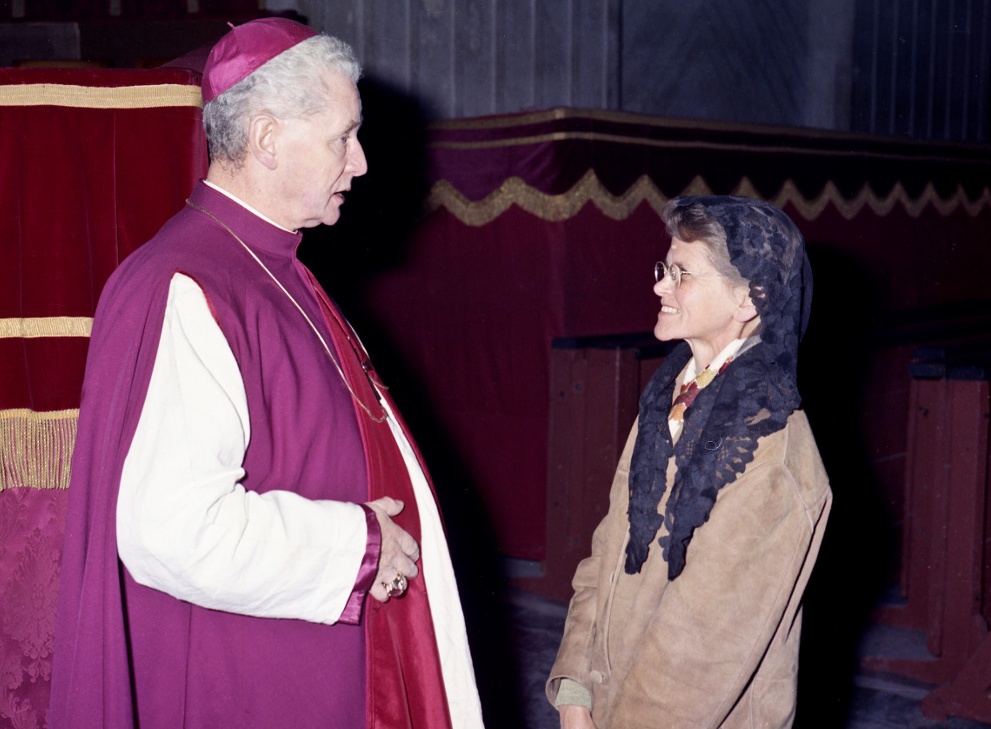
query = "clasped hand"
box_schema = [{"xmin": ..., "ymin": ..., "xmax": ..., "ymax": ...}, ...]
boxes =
[{"xmin": 365, "ymin": 497, "xmax": 420, "ymax": 602}]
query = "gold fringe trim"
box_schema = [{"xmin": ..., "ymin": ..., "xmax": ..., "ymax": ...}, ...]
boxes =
[
  {"xmin": 0, "ymin": 317, "xmax": 93, "ymax": 339},
  {"xmin": 0, "ymin": 409, "xmax": 78, "ymax": 491},
  {"xmin": 0, "ymin": 83, "xmax": 203, "ymax": 109},
  {"xmin": 426, "ymin": 171, "xmax": 991, "ymax": 226}
]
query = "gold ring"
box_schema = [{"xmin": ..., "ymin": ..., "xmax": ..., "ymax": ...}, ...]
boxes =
[{"xmin": 385, "ymin": 572, "xmax": 408, "ymax": 598}]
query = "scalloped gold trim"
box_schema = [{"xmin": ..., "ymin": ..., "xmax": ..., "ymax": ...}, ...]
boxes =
[
  {"xmin": 0, "ymin": 408, "xmax": 78, "ymax": 491},
  {"xmin": 766, "ymin": 178, "xmax": 991, "ymax": 220},
  {"xmin": 0, "ymin": 83, "xmax": 203, "ymax": 109},
  {"xmin": 0, "ymin": 317, "xmax": 93, "ymax": 339},
  {"xmin": 425, "ymin": 170, "xmax": 669, "ymax": 226},
  {"xmin": 426, "ymin": 171, "xmax": 991, "ymax": 225}
]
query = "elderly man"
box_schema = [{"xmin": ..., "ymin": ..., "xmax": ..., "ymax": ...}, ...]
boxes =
[{"xmin": 50, "ymin": 18, "xmax": 482, "ymax": 729}]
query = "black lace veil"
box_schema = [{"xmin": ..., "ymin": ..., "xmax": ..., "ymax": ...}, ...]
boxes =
[{"xmin": 625, "ymin": 196, "xmax": 813, "ymax": 579}]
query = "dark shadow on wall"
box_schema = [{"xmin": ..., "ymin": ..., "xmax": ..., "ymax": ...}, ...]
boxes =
[
  {"xmin": 299, "ymin": 75, "xmax": 430, "ymax": 311},
  {"xmin": 794, "ymin": 243, "xmax": 899, "ymax": 728},
  {"xmin": 298, "ymin": 74, "xmax": 527, "ymax": 728}
]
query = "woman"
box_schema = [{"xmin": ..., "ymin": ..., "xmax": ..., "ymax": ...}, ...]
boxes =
[{"xmin": 547, "ymin": 196, "xmax": 831, "ymax": 729}]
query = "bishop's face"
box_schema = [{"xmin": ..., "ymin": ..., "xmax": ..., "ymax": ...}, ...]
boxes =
[{"xmin": 273, "ymin": 70, "xmax": 368, "ymax": 229}]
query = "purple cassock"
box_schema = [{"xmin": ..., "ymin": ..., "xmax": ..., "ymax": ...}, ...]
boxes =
[{"xmin": 50, "ymin": 182, "xmax": 383, "ymax": 728}]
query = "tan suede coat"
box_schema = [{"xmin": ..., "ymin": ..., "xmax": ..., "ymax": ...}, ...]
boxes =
[{"xmin": 547, "ymin": 410, "xmax": 831, "ymax": 729}]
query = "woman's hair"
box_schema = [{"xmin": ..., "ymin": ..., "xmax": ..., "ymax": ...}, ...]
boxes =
[
  {"xmin": 203, "ymin": 34, "xmax": 361, "ymax": 166},
  {"xmin": 660, "ymin": 199, "xmax": 748, "ymax": 289}
]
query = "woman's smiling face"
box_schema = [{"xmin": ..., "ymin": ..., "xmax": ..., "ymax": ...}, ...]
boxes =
[{"xmin": 653, "ymin": 237, "xmax": 755, "ymax": 366}]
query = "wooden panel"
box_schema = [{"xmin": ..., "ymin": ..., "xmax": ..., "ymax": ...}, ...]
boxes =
[
  {"xmin": 533, "ymin": 0, "xmax": 571, "ymax": 111},
  {"xmin": 453, "ymin": 0, "xmax": 495, "ymax": 117},
  {"xmin": 364, "ymin": 0, "xmax": 411, "ymax": 91},
  {"xmin": 852, "ymin": 0, "xmax": 991, "ymax": 142},
  {"xmin": 309, "ymin": 2, "xmax": 358, "ymax": 47},
  {"xmin": 570, "ymin": 0, "xmax": 603, "ymax": 108},
  {"xmin": 865, "ymin": 377, "xmax": 991, "ymax": 689},
  {"xmin": 356, "ymin": 0, "xmax": 623, "ymax": 117},
  {"xmin": 862, "ymin": 344, "xmax": 913, "ymax": 578},
  {"xmin": 494, "ymin": 0, "xmax": 535, "ymax": 112},
  {"xmin": 529, "ymin": 339, "xmax": 664, "ymax": 602},
  {"xmin": 620, "ymin": 0, "xmax": 811, "ymax": 127},
  {"xmin": 410, "ymin": 0, "xmax": 455, "ymax": 118}
]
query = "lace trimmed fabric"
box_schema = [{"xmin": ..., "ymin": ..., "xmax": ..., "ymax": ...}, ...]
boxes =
[{"xmin": 625, "ymin": 196, "xmax": 813, "ymax": 579}]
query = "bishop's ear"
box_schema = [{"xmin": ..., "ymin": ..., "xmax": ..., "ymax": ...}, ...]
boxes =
[{"xmin": 247, "ymin": 114, "xmax": 279, "ymax": 170}]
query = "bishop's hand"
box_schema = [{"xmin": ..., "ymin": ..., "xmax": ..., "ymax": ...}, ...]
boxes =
[{"xmin": 365, "ymin": 497, "xmax": 420, "ymax": 602}]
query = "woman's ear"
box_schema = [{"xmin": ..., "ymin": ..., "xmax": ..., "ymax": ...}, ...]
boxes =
[
  {"xmin": 733, "ymin": 288, "xmax": 759, "ymax": 323},
  {"xmin": 247, "ymin": 114, "xmax": 279, "ymax": 170}
]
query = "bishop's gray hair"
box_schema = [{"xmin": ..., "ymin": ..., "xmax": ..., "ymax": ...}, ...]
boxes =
[{"xmin": 203, "ymin": 34, "xmax": 361, "ymax": 166}]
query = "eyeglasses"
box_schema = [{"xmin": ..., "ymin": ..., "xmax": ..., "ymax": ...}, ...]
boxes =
[{"xmin": 654, "ymin": 261, "xmax": 719, "ymax": 288}]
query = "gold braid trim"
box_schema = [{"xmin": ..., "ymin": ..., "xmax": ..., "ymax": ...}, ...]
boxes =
[
  {"xmin": 0, "ymin": 409, "xmax": 78, "ymax": 491},
  {"xmin": 0, "ymin": 83, "xmax": 203, "ymax": 109},
  {"xmin": 0, "ymin": 317, "xmax": 93, "ymax": 339},
  {"xmin": 427, "ymin": 171, "xmax": 991, "ymax": 226},
  {"xmin": 425, "ymin": 170, "xmax": 669, "ymax": 226},
  {"xmin": 766, "ymin": 178, "xmax": 991, "ymax": 221}
]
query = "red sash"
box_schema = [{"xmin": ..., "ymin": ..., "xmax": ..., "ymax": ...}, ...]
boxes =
[{"xmin": 306, "ymin": 271, "xmax": 454, "ymax": 729}]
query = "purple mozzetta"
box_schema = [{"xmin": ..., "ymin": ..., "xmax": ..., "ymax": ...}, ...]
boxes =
[{"xmin": 51, "ymin": 183, "xmax": 380, "ymax": 728}]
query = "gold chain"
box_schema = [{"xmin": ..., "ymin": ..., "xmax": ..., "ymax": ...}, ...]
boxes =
[{"xmin": 186, "ymin": 200, "xmax": 387, "ymax": 423}]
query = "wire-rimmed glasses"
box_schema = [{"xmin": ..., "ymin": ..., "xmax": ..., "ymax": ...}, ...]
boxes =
[{"xmin": 654, "ymin": 261, "xmax": 718, "ymax": 288}]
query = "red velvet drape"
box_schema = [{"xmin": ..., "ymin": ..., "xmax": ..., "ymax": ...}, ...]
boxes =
[
  {"xmin": 363, "ymin": 203, "xmax": 664, "ymax": 558},
  {"xmin": 0, "ymin": 67, "xmax": 205, "ymax": 729},
  {"xmin": 360, "ymin": 110, "xmax": 991, "ymax": 561},
  {"xmin": 4, "ymin": 72, "xmax": 991, "ymax": 724}
]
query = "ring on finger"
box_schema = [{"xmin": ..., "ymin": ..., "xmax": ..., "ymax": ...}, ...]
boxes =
[{"xmin": 385, "ymin": 571, "xmax": 408, "ymax": 598}]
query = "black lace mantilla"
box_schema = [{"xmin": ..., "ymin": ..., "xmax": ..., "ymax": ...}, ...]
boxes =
[{"xmin": 625, "ymin": 196, "xmax": 813, "ymax": 579}]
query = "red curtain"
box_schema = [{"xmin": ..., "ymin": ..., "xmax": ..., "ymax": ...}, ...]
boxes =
[
  {"xmin": 362, "ymin": 203, "xmax": 663, "ymax": 559},
  {"xmin": 4, "ymin": 72, "xmax": 991, "ymax": 724},
  {"xmin": 359, "ymin": 110, "xmax": 991, "ymax": 561},
  {"xmin": 0, "ymin": 67, "xmax": 205, "ymax": 729}
]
